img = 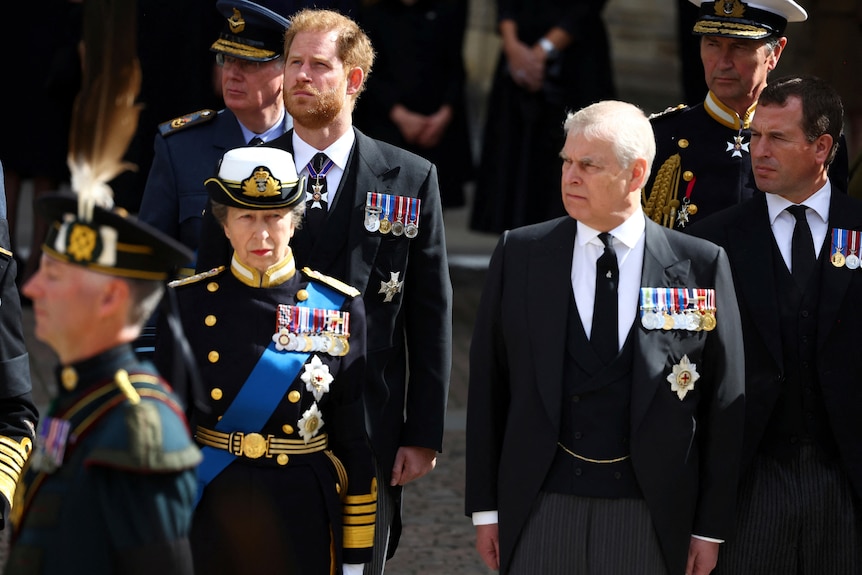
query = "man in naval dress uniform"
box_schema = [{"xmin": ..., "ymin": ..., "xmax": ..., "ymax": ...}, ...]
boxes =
[{"xmin": 643, "ymin": 0, "xmax": 847, "ymax": 232}]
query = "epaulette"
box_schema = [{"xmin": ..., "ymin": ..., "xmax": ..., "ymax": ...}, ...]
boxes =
[
  {"xmin": 87, "ymin": 371, "xmax": 202, "ymax": 472},
  {"xmin": 168, "ymin": 266, "xmax": 225, "ymax": 288},
  {"xmin": 158, "ymin": 109, "xmax": 217, "ymax": 137},
  {"xmin": 302, "ymin": 266, "xmax": 361, "ymax": 297},
  {"xmin": 649, "ymin": 104, "xmax": 687, "ymax": 121}
]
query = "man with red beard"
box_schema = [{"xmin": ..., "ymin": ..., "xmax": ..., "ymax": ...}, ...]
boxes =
[{"xmin": 197, "ymin": 9, "xmax": 452, "ymax": 575}]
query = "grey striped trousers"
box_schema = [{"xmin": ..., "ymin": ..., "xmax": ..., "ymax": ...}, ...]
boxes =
[
  {"xmin": 508, "ymin": 492, "xmax": 669, "ymax": 575},
  {"xmin": 715, "ymin": 443, "xmax": 862, "ymax": 574}
]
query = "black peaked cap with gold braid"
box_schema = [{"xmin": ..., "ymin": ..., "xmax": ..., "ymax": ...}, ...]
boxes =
[{"xmin": 211, "ymin": 0, "xmax": 290, "ymax": 62}]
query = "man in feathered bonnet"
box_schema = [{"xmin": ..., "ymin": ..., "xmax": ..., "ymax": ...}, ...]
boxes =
[{"xmin": 5, "ymin": 194, "xmax": 203, "ymax": 573}]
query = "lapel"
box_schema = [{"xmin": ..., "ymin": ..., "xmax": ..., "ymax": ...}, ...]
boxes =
[
  {"xmin": 631, "ymin": 219, "xmax": 694, "ymax": 431},
  {"xmin": 527, "ymin": 218, "xmax": 577, "ymax": 427},
  {"xmin": 817, "ymin": 192, "xmax": 862, "ymax": 349},
  {"xmin": 723, "ymin": 194, "xmax": 783, "ymax": 368},
  {"xmin": 345, "ymin": 130, "xmax": 402, "ymax": 294}
]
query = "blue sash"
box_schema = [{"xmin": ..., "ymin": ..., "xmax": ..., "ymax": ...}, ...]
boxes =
[{"xmin": 195, "ymin": 281, "xmax": 345, "ymax": 505}]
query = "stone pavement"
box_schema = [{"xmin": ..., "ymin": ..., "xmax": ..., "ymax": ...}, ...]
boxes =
[{"xmin": 18, "ymin": 200, "xmax": 501, "ymax": 574}]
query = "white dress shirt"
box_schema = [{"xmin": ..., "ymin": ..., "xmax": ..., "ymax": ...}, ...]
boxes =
[
  {"xmin": 765, "ymin": 181, "xmax": 832, "ymax": 273},
  {"xmin": 293, "ymin": 130, "xmax": 356, "ymax": 206},
  {"xmin": 572, "ymin": 211, "xmax": 646, "ymax": 350}
]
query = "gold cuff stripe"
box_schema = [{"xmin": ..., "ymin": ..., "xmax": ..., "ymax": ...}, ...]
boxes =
[
  {"xmin": 0, "ymin": 445, "xmax": 27, "ymax": 468},
  {"xmin": 343, "ymin": 514, "xmax": 376, "ymax": 525},
  {"xmin": 0, "ymin": 454, "xmax": 23, "ymax": 476},
  {"xmin": 0, "ymin": 474, "xmax": 18, "ymax": 509},
  {"xmin": 343, "ymin": 524, "xmax": 375, "ymax": 548},
  {"xmin": 0, "ymin": 464, "xmax": 21, "ymax": 483},
  {"xmin": 344, "ymin": 492, "xmax": 377, "ymax": 504},
  {"xmin": 0, "ymin": 436, "xmax": 32, "ymax": 459},
  {"xmin": 344, "ymin": 502, "xmax": 377, "ymax": 515}
]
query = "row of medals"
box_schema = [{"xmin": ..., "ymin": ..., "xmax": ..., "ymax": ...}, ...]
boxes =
[
  {"xmin": 279, "ymin": 331, "xmax": 350, "ymax": 356},
  {"xmin": 364, "ymin": 207, "xmax": 418, "ymax": 237},
  {"xmin": 641, "ymin": 308, "xmax": 716, "ymax": 332},
  {"xmin": 364, "ymin": 198, "xmax": 419, "ymax": 237},
  {"xmin": 830, "ymin": 230, "xmax": 861, "ymax": 269}
]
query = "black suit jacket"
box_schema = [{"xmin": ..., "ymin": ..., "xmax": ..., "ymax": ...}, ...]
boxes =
[
  {"xmin": 465, "ymin": 215, "xmax": 745, "ymax": 575},
  {"xmin": 690, "ymin": 190, "xmax": 862, "ymax": 500}
]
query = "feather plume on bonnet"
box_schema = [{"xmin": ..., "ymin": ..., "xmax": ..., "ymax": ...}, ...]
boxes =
[{"xmin": 36, "ymin": 0, "xmax": 192, "ymax": 280}]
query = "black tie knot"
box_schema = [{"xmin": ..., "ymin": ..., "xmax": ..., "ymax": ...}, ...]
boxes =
[
  {"xmin": 598, "ymin": 232, "xmax": 613, "ymax": 249},
  {"xmin": 312, "ymin": 152, "xmax": 329, "ymax": 172},
  {"xmin": 787, "ymin": 204, "xmax": 808, "ymax": 222},
  {"xmin": 248, "ymin": 136, "xmax": 264, "ymax": 146}
]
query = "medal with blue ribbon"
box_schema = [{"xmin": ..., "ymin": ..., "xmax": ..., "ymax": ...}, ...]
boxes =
[{"xmin": 831, "ymin": 227, "xmax": 848, "ymax": 267}]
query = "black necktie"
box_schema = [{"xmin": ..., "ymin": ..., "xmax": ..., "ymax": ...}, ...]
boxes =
[
  {"xmin": 788, "ymin": 205, "xmax": 815, "ymax": 287},
  {"xmin": 305, "ymin": 153, "xmax": 329, "ymax": 242},
  {"xmin": 591, "ymin": 232, "xmax": 619, "ymax": 363},
  {"xmin": 248, "ymin": 136, "xmax": 264, "ymax": 146}
]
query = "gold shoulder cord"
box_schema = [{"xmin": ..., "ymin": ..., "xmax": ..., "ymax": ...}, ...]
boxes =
[{"xmin": 643, "ymin": 153, "xmax": 682, "ymax": 229}]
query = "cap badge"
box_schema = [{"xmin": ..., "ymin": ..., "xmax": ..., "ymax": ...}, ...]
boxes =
[
  {"xmin": 715, "ymin": 0, "xmax": 745, "ymax": 18},
  {"xmin": 242, "ymin": 167, "xmax": 281, "ymax": 198},
  {"xmin": 228, "ymin": 8, "xmax": 246, "ymax": 34},
  {"xmin": 67, "ymin": 223, "xmax": 98, "ymax": 262}
]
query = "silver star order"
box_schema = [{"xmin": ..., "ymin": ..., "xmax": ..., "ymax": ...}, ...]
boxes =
[
  {"xmin": 379, "ymin": 271, "xmax": 403, "ymax": 303},
  {"xmin": 666, "ymin": 354, "xmax": 701, "ymax": 400},
  {"xmin": 725, "ymin": 135, "xmax": 750, "ymax": 158}
]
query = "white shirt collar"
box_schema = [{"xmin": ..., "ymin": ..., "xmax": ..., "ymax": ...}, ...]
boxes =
[
  {"xmin": 765, "ymin": 180, "xmax": 832, "ymax": 226},
  {"xmin": 292, "ymin": 130, "xmax": 356, "ymax": 172},
  {"xmin": 576, "ymin": 209, "xmax": 646, "ymax": 250}
]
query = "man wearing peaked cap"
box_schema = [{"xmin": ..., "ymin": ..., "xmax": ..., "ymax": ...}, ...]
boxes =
[
  {"xmin": 643, "ymin": 0, "xmax": 849, "ymax": 232},
  {"xmin": 6, "ymin": 196, "xmax": 203, "ymax": 574},
  {"xmin": 138, "ymin": 0, "xmax": 293, "ymax": 265},
  {"xmin": 154, "ymin": 146, "xmax": 376, "ymax": 575}
]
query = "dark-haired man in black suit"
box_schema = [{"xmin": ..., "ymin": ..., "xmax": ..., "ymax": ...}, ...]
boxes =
[{"xmin": 691, "ymin": 75, "xmax": 862, "ymax": 573}]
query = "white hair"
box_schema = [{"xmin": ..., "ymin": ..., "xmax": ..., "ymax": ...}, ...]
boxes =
[{"xmin": 563, "ymin": 101, "xmax": 656, "ymax": 180}]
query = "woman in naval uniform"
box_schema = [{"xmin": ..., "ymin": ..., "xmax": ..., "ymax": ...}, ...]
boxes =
[{"xmin": 154, "ymin": 147, "xmax": 376, "ymax": 575}]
